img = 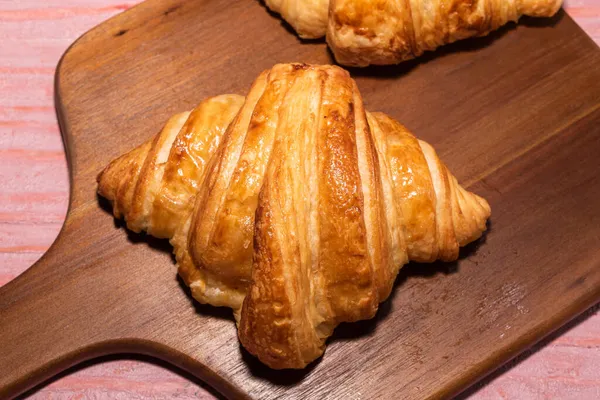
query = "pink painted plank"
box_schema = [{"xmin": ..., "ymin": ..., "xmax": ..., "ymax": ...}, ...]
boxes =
[
  {"xmin": 25, "ymin": 359, "xmax": 216, "ymax": 400},
  {"xmin": 0, "ymin": 1, "xmax": 597, "ymax": 399},
  {"xmin": 0, "ymin": 192, "xmax": 67, "ymax": 225},
  {"xmin": 0, "ymin": 125, "xmax": 64, "ymax": 151},
  {"xmin": 0, "ymin": 74, "xmax": 55, "ymax": 107},
  {"xmin": 0, "ymin": 223, "xmax": 66, "ymax": 253},
  {"xmin": 0, "ymin": 252, "xmax": 45, "ymax": 286},
  {"xmin": 0, "ymin": 156, "xmax": 68, "ymax": 194},
  {"xmin": 0, "ymin": 1, "xmax": 136, "ymax": 10},
  {"xmin": 467, "ymin": 306, "xmax": 600, "ymax": 400}
]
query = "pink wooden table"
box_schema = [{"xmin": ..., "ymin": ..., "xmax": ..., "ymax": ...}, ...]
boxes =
[{"xmin": 1, "ymin": 1, "xmax": 598, "ymax": 398}]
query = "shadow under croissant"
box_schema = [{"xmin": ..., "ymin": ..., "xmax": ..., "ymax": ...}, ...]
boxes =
[
  {"xmin": 177, "ymin": 275, "xmax": 236, "ymax": 322},
  {"xmin": 339, "ymin": 9, "xmax": 565, "ymax": 80},
  {"xmin": 97, "ymin": 188, "xmax": 492, "ymax": 383},
  {"xmin": 241, "ymin": 224, "xmax": 491, "ymax": 385},
  {"xmin": 97, "ymin": 194, "xmax": 179, "ymax": 263},
  {"xmin": 328, "ymin": 227, "xmax": 490, "ymax": 342}
]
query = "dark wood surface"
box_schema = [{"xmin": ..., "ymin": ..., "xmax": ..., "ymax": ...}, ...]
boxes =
[{"xmin": 1, "ymin": 1, "xmax": 599, "ymax": 399}]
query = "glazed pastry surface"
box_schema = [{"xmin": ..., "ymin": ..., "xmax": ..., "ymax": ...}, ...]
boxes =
[
  {"xmin": 98, "ymin": 63, "xmax": 491, "ymax": 369},
  {"xmin": 264, "ymin": 0, "xmax": 563, "ymax": 66}
]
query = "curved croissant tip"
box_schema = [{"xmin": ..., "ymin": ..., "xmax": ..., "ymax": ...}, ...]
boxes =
[
  {"xmin": 96, "ymin": 168, "xmax": 105, "ymax": 184},
  {"xmin": 96, "ymin": 167, "xmax": 110, "ymax": 198},
  {"xmin": 479, "ymin": 195, "xmax": 492, "ymax": 218}
]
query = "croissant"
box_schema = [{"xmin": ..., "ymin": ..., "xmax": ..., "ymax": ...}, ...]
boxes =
[
  {"xmin": 98, "ymin": 63, "xmax": 491, "ymax": 369},
  {"xmin": 264, "ymin": 0, "xmax": 563, "ymax": 66}
]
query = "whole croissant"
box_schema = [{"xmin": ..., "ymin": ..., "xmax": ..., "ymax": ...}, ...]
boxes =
[
  {"xmin": 264, "ymin": 0, "xmax": 562, "ymax": 66},
  {"xmin": 98, "ymin": 63, "xmax": 490, "ymax": 369}
]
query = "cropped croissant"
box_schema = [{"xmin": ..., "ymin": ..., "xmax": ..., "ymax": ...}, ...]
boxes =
[
  {"xmin": 98, "ymin": 63, "xmax": 491, "ymax": 369},
  {"xmin": 264, "ymin": 0, "xmax": 563, "ymax": 66}
]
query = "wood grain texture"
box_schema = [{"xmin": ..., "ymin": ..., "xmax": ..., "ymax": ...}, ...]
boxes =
[{"xmin": 0, "ymin": 1, "xmax": 599, "ymax": 399}]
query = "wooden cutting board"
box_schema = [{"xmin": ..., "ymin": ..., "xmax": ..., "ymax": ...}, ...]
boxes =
[{"xmin": 1, "ymin": 1, "xmax": 599, "ymax": 399}]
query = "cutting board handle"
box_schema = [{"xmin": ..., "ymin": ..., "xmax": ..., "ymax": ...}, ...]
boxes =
[{"xmin": 0, "ymin": 231, "xmax": 124, "ymax": 399}]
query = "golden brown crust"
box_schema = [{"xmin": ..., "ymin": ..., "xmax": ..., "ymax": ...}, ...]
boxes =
[
  {"xmin": 263, "ymin": 0, "xmax": 563, "ymax": 66},
  {"xmin": 97, "ymin": 63, "xmax": 491, "ymax": 369},
  {"xmin": 328, "ymin": 0, "xmax": 562, "ymax": 66},
  {"xmin": 265, "ymin": 0, "xmax": 330, "ymax": 38},
  {"xmin": 150, "ymin": 95, "xmax": 244, "ymax": 239},
  {"xmin": 368, "ymin": 112, "xmax": 438, "ymax": 262},
  {"xmin": 240, "ymin": 69, "xmax": 327, "ymax": 367},
  {"xmin": 315, "ymin": 67, "xmax": 379, "ymax": 324},
  {"xmin": 97, "ymin": 96, "xmax": 244, "ymax": 235}
]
